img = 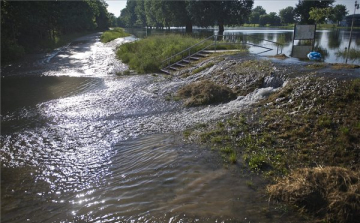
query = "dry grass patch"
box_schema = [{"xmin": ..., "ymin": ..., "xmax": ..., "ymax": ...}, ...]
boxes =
[
  {"xmin": 268, "ymin": 167, "xmax": 360, "ymax": 223},
  {"xmin": 306, "ymin": 63, "xmax": 327, "ymax": 69},
  {"xmin": 268, "ymin": 54, "xmax": 288, "ymax": 59},
  {"xmin": 177, "ymin": 80, "xmax": 236, "ymax": 107},
  {"xmin": 330, "ymin": 63, "xmax": 360, "ymax": 70}
]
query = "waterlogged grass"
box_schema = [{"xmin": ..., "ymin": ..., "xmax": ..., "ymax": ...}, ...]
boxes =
[
  {"xmin": 192, "ymin": 62, "xmax": 214, "ymax": 74},
  {"xmin": 183, "ymin": 77, "xmax": 360, "ymax": 222},
  {"xmin": 306, "ymin": 62, "xmax": 326, "ymax": 69},
  {"xmin": 100, "ymin": 28, "xmax": 130, "ymax": 43},
  {"xmin": 177, "ymin": 80, "xmax": 237, "ymax": 107},
  {"xmin": 335, "ymin": 49, "xmax": 360, "ymax": 62},
  {"xmin": 331, "ymin": 63, "xmax": 360, "ymax": 70}
]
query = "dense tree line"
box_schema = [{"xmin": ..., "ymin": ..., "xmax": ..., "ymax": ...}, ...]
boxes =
[
  {"xmin": 247, "ymin": 1, "xmax": 347, "ymax": 26},
  {"xmin": 1, "ymin": 0, "xmax": 112, "ymax": 63},
  {"xmin": 118, "ymin": 0, "xmax": 253, "ymax": 34},
  {"xmin": 118, "ymin": 0, "xmax": 348, "ymax": 30}
]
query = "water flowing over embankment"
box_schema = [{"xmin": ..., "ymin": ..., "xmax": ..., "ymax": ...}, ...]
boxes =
[{"xmin": 1, "ymin": 33, "xmax": 304, "ymax": 222}]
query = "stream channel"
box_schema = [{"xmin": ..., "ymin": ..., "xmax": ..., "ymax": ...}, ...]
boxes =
[{"xmin": 1, "ymin": 32, "xmax": 304, "ymax": 222}]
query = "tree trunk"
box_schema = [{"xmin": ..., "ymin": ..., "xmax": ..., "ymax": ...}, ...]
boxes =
[
  {"xmin": 185, "ymin": 22, "xmax": 192, "ymax": 33},
  {"xmin": 218, "ymin": 23, "xmax": 224, "ymax": 35}
]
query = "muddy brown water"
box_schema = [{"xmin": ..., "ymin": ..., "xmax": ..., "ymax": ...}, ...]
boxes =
[{"xmin": 1, "ymin": 33, "xmax": 305, "ymax": 222}]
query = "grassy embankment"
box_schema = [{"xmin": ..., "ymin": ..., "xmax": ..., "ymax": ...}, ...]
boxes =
[
  {"xmin": 116, "ymin": 34, "xmax": 247, "ymax": 74},
  {"xmin": 179, "ymin": 58, "xmax": 360, "ymax": 223},
  {"xmin": 100, "ymin": 27, "xmax": 131, "ymax": 43}
]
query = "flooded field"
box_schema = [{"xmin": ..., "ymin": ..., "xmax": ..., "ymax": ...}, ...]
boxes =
[
  {"xmin": 125, "ymin": 27, "xmax": 360, "ymax": 64},
  {"xmin": 1, "ymin": 32, "xmax": 307, "ymax": 222}
]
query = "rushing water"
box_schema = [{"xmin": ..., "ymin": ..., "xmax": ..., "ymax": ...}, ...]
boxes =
[{"xmin": 1, "ymin": 32, "xmax": 304, "ymax": 222}]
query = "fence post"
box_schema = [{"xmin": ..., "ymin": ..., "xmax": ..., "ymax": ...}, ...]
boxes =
[{"xmin": 215, "ymin": 36, "xmax": 217, "ymax": 52}]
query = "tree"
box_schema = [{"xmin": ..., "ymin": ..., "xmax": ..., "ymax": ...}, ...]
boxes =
[
  {"xmin": 329, "ymin": 4, "xmax": 348, "ymax": 25},
  {"xmin": 253, "ymin": 6, "xmax": 266, "ymax": 15},
  {"xmin": 165, "ymin": 1, "xmax": 193, "ymax": 33},
  {"xmin": 259, "ymin": 12, "xmax": 281, "ymax": 26},
  {"xmin": 141, "ymin": 0, "xmax": 193, "ymax": 32},
  {"xmin": 1, "ymin": 0, "xmax": 112, "ymax": 63},
  {"xmin": 188, "ymin": 0, "xmax": 253, "ymax": 34},
  {"xmin": 279, "ymin": 6, "xmax": 295, "ymax": 24},
  {"xmin": 294, "ymin": 0, "xmax": 335, "ymax": 24},
  {"xmin": 249, "ymin": 6, "xmax": 267, "ymax": 24},
  {"xmin": 309, "ymin": 7, "xmax": 332, "ymax": 24},
  {"xmin": 109, "ymin": 13, "xmax": 118, "ymax": 27}
]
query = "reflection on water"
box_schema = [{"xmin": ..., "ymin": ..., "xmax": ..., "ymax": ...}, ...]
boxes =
[
  {"xmin": 1, "ymin": 133, "xmax": 303, "ymax": 222},
  {"xmin": 1, "ymin": 76, "xmax": 105, "ymax": 115}
]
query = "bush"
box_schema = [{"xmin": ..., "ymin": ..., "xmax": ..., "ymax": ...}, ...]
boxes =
[
  {"xmin": 177, "ymin": 80, "xmax": 237, "ymax": 107},
  {"xmin": 100, "ymin": 27, "xmax": 131, "ymax": 43}
]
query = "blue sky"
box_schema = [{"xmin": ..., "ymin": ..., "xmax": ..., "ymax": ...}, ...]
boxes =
[{"xmin": 105, "ymin": 0, "xmax": 357, "ymax": 17}]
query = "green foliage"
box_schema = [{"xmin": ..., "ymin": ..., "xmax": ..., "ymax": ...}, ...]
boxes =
[
  {"xmin": 329, "ymin": 4, "xmax": 348, "ymax": 24},
  {"xmin": 116, "ymin": 34, "xmax": 206, "ymax": 73},
  {"xmin": 294, "ymin": 0, "xmax": 335, "ymax": 24},
  {"xmin": 229, "ymin": 152, "xmax": 237, "ymax": 164},
  {"xmin": 100, "ymin": 28, "xmax": 131, "ymax": 43},
  {"xmin": 1, "ymin": 0, "xmax": 112, "ymax": 63},
  {"xmin": 249, "ymin": 6, "xmax": 267, "ymax": 24},
  {"xmin": 309, "ymin": 7, "xmax": 332, "ymax": 24},
  {"xmin": 188, "ymin": 0, "xmax": 253, "ymax": 33},
  {"xmin": 120, "ymin": 0, "xmax": 254, "ymax": 34},
  {"xmin": 247, "ymin": 153, "xmax": 267, "ymax": 171},
  {"xmin": 259, "ymin": 12, "xmax": 281, "ymax": 26},
  {"xmin": 279, "ymin": 6, "xmax": 295, "ymax": 24}
]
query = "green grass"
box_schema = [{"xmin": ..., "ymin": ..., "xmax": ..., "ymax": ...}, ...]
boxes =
[
  {"xmin": 100, "ymin": 28, "xmax": 131, "ymax": 43},
  {"xmin": 116, "ymin": 34, "xmax": 247, "ymax": 74},
  {"xmin": 116, "ymin": 34, "xmax": 207, "ymax": 73}
]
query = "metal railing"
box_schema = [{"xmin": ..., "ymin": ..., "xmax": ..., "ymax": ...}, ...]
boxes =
[
  {"xmin": 160, "ymin": 34, "xmax": 284, "ymax": 72},
  {"xmin": 160, "ymin": 35, "xmax": 216, "ymax": 69}
]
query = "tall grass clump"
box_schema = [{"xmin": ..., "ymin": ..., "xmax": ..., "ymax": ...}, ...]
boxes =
[
  {"xmin": 100, "ymin": 28, "xmax": 131, "ymax": 43},
  {"xmin": 268, "ymin": 167, "xmax": 360, "ymax": 223},
  {"xmin": 336, "ymin": 49, "xmax": 360, "ymax": 62},
  {"xmin": 177, "ymin": 80, "xmax": 237, "ymax": 107},
  {"xmin": 116, "ymin": 34, "xmax": 209, "ymax": 73}
]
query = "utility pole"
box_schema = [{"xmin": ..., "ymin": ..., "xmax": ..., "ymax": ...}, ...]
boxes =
[{"xmin": 346, "ymin": 1, "xmax": 359, "ymax": 64}]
